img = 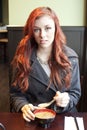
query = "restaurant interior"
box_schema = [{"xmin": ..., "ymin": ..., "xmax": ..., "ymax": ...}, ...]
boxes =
[
  {"xmin": 0, "ymin": 1, "xmax": 87, "ymax": 130},
  {"xmin": 0, "ymin": 0, "xmax": 87, "ymax": 113}
]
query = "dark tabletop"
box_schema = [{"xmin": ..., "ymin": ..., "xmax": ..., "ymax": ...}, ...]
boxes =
[{"xmin": 0, "ymin": 112, "xmax": 87, "ymax": 130}]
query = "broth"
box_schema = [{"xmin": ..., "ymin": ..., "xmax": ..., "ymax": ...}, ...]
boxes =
[{"xmin": 35, "ymin": 111, "xmax": 55, "ymax": 119}]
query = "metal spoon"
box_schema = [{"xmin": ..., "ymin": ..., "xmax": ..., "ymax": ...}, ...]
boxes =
[{"xmin": 38, "ymin": 99, "xmax": 55, "ymax": 108}]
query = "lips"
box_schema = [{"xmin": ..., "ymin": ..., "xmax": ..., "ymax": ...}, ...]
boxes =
[{"xmin": 40, "ymin": 40, "xmax": 47, "ymax": 44}]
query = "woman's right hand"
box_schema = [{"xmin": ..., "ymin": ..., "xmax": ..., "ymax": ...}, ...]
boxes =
[{"xmin": 21, "ymin": 104, "xmax": 35, "ymax": 122}]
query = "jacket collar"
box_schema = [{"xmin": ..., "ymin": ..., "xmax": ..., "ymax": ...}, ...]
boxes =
[{"xmin": 30, "ymin": 48, "xmax": 57, "ymax": 92}]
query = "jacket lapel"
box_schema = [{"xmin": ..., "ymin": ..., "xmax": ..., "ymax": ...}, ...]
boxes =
[{"xmin": 29, "ymin": 49, "xmax": 57, "ymax": 92}]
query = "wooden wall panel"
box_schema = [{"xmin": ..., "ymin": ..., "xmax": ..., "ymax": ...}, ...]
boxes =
[
  {"xmin": 7, "ymin": 27, "xmax": 23, "ymax": 63},
  {"xmin": 62, "ymin": 26, "xmax": 85, "ymax": 75}
]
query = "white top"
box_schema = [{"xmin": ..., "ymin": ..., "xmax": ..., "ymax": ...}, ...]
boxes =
[
  {"xmin": 40, "ymin": 63, "xmax": 51, "ymax": 77},
  {"xmin": 37, "ymin": 56, "xmax": 51, "ymax": 77}
]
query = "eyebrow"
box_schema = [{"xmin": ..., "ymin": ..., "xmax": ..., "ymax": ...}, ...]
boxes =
[
  {"xmin": 34, "ymin": 25, "xmax": 51, "ymax": 28},
  {"xmin": 33, "ymin": 26, "xmax": 40, "ymax": 28}
]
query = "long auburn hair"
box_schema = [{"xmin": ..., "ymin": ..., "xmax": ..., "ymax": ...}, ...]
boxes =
[{"xmin": 11, "ymin": 7, "xmax": 71, "ymax": 92}]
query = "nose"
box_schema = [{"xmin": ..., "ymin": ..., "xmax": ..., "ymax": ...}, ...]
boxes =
[{"xmin": 40, "ymin": 29, "xmax": 46, "ymax": 38}]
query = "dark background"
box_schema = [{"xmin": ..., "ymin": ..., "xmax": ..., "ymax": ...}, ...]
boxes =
[{"xmin": 0, "ymin": 0, "xmax": 2, "ymax": 24}]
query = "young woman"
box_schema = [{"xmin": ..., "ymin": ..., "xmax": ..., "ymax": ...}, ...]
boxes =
[{"xmin": 10, "ymin": 7, "xmax": 81, "ymax": 122}]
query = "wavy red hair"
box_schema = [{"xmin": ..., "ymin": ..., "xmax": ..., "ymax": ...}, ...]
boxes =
[{"xmin": 11, "ymin": 7, "xmax": 71, "ymax": 91}]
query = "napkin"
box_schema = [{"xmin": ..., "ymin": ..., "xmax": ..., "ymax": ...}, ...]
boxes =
[{"xmin": 64, "ymin": 116, "xmax": 84, "ymax": 130}]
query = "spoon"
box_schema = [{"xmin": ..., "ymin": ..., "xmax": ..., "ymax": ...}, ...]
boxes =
[{"xmin": 38, "ymin": 99, "xmax": 55, "ymax": 108}]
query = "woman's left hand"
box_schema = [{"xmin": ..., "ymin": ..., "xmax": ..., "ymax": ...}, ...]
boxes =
[{"xmin": 53, "ymin": 91, "xmax": 70, "ymax": 107}]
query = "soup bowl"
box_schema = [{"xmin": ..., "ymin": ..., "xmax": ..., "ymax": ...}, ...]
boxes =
[{"xmin": 33, "ymin": 108, "xmax": 56, "ymax": 128}]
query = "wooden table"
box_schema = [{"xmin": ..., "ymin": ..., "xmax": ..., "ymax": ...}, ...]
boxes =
[{"xmin": 0, "ymin": 112, "xmax": 86, "ymax": 130}]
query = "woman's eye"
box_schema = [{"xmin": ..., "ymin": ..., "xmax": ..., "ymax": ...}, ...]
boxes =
[
  {"xmin": 33, "ymin": 28, "xmax": 40, "ymax": 33},
  {"xmin": 45, "ymin": 27, "xmax": 51, "ymax": 31}
]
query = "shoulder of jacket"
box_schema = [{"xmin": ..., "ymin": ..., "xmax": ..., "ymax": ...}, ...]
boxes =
[{"xmin": 64, "ymin": 45, "xmax": 78, "ymax": 58}]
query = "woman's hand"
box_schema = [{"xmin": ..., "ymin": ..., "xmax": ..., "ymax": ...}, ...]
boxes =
[
  {"xmin": 53, "ymin": 91, "xmax": 70, "ymax": 107},
  {"xmin": 21, "ymin": 104, "xmax": 36, "ymax": 122}
]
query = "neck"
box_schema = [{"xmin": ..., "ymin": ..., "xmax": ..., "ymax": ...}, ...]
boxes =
[
  {"xmin": 37, "ymin": 47, "xmax": 52, "ymax": 61},
  {"xmin": 37, "ymin": 56, "xmax": 48, "ymax": 65}
]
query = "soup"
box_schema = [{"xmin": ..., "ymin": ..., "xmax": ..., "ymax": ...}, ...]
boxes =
[{"xmin": 34, "ymin": 109, "xmax": 56, "ymax": 119}]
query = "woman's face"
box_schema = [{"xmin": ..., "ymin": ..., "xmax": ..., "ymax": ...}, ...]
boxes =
[{"xmin": 33, "ymin": 15, "xmax": 55, "ymax": 49}]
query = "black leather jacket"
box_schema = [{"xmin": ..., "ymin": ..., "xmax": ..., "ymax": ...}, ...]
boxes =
[{"xmin": 10, "ymin": 45, "xmax": 81, "ymax": 113}]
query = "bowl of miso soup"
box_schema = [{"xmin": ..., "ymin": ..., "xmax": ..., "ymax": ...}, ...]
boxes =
[{"xmin": 33, "ymin": 108, "xmax": 56, "ymax": 128}]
